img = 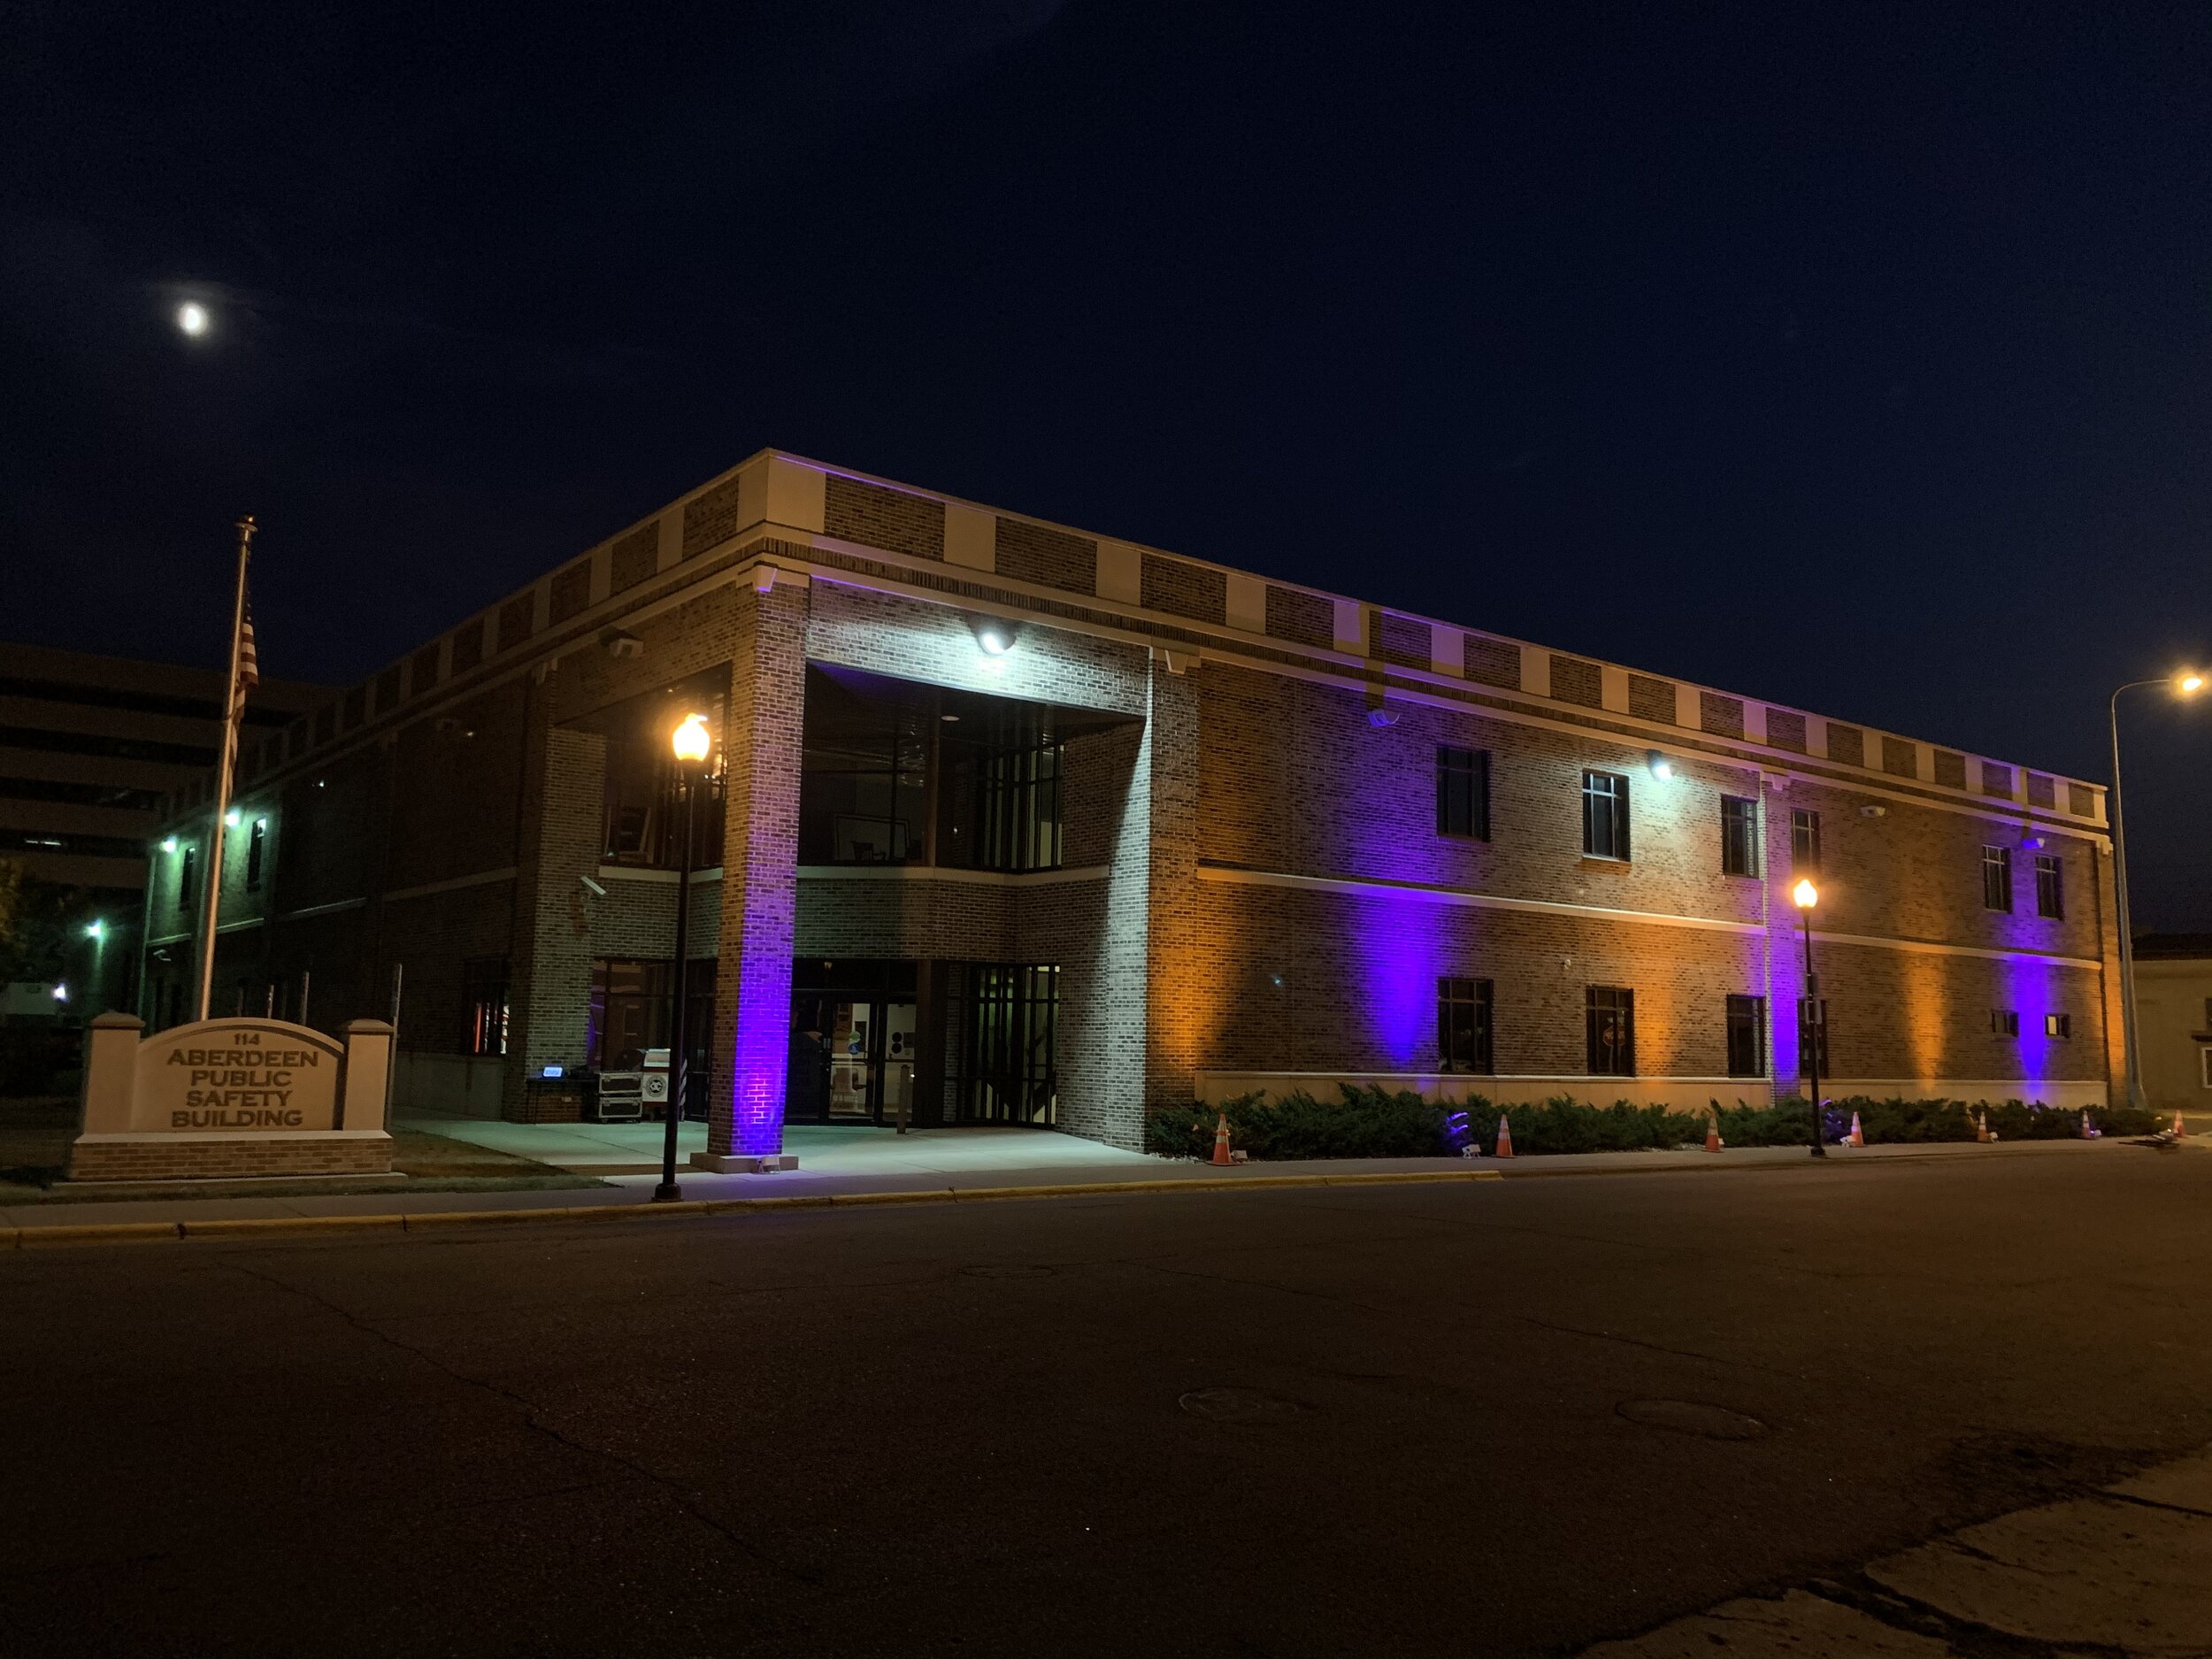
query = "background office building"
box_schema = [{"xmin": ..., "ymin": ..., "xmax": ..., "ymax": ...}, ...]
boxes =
[
  {"xmin": 1, "ymin": 643, "xmax": 324, "ymax": 1014},
  {"xmin": 144, "ymin": 452, "xmax": 2124, "ymax": 1159}
]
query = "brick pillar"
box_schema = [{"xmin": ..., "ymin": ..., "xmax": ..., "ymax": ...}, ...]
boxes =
[
  {"xmin": 704, "ymin": 578, "xmax": 808, "ymax": 1161},
  {"xmin": 504, "ymin": 724, "xmax": 605, "ymax": 1121},
  {"xmin": 1142, "ymin": 652, "xmax": 1202, "ymax": 1119}
]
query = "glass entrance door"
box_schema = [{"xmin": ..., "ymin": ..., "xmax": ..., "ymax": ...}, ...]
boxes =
[{"xmin": 787, "ymin": 961, "xmax": 919, "ymax": 1125}]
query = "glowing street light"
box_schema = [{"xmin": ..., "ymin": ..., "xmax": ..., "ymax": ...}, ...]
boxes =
[
  {"xmin": 1793, "ymin": 879, "xmax": 1825, "ymax": 1158},
  {"xmin": 656, "ymin": 713, "xmax": 716, "ymax": 1203},
  {"xmin": 2108, "ymin": 670, "xmax": 2207, "ymax": 1110},
  {"xmin": 177, "ymin": 302, "xmax": 209, "ymax": 337}
]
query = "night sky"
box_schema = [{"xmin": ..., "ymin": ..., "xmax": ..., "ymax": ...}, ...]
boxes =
[{"xmin": 7, "ymin": 4, "xmax": 2210, "ymax": 925}]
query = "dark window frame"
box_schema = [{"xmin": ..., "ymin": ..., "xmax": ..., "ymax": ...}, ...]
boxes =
[
  {"xmin": 2034, "ymin": 852, "xmax": 2063, "ymax": 919},
  {"xmin": 177, "ymin": 845, "xmax": 197, "ymax": 914},
  {"xmin": 1437, "ymin": 977, "xmax": 1494, "ymax": 1073},
  {"xmin": 1797, "ymin": 996, "xmax": 1830, "ymax": 1075},
  {"xmin": 1581, "ymin": 770, "xmax": 1630, "ymax": 861},
  {"xmin": 462, "ymin": 957, "xmax": 511, "ymax": 1057},
  {"xmin": 2044, "ymin": 1012, "xmax": 2070, "ymax": 1040},
  {"xmin": 1435, "ymin": 746, "xmax": 1490, "ymax": 841},
  {"xmin": 1982, "ymin": 845, "xmax": 2013, "ymax": 912},
  {"xmin": 1586, "ymin": 985, "xmax": 1636, "ymax": 1075},
  {"xmin": 1725, "ymin": 994, "xmax": 1766, "ymax": 1078},
  {"xmin": 1991, "ymin": 1009, "xmax": 2019, "ymax": 1037},
  {"xmin": 1791, "ymin": 808, "xmax": 1822, "ymax": 873},
  {"xmin": 244, "ymin": 818, "xmax": 266, "ymax": 892},
  {"xmin": 1721, "ymin": 795, "xmax": 1761, "ymax": 878}
]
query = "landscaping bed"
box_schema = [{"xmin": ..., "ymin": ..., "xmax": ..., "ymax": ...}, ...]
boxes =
[{"xmin": 1146, "ymin": 1087, "xmax": 2162, "ymax": 1161}]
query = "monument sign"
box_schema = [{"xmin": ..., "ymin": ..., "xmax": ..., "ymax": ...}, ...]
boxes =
[{"xmin": 70, "ymin": 1014, "xmax": 396, "ymax": 1184}]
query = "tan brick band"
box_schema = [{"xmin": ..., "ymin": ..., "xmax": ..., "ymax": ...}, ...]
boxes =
[{"xmin": 65, "ymin": 1133, "xmax": 393, "ymax": 1185}]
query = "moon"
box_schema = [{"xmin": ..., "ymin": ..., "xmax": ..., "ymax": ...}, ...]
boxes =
[{"xmin": 177, "ymin": 302, "xmax": 209, "ymax": 337}]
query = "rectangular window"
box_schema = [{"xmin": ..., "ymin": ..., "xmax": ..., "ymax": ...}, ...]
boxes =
[
  {"xmin": 1797, "ymin": 997, "xmax": 1830, "ymax": 1075},
  {"xmin": 955, "ymin": 964, "xmax": 1060, "ymax": 1124},
  {"xmin": 2044, "ymin": 1012, "xmax": 2070, "ymax": 1040},
  {"xmin": 244, "ymin": 818, "xmax": 266, "ymax": 892},
  {"xmin": 1991, "ymin": 1009, "xmax": 2019, "ymax": 1037},
  {"xmin": 1725, "ymin": 994, "xmax": 1766, "ymax": 1078},
  {"xmin": 1437, "ymin": 978, "xmax": 1494, "ymax": 1072},
  {"xmin": 1435, "ymin": 747, "xmax": 1489, "ymax": 840},
  {"xmin": 2201, "ymin": 1048, "xmax": 2212, "ymax": 1089},
  {"xmin": 934, "ymin": 702, "xmax": 1065, "ymax": 873},
  {"xmin": 178, "ymin": 845, "xmax": 196, "ymax": 913},
  {"xmin": 2034, "ymin": 853, "xmax": 2063, "ymax": 919},
  {"xmin": 1586, "ymin": 985, "xmax": 1635, "ymax": 1075},
  {"xmin": 1791, "ymin": 808, "xmax": 1821, "ymax": 872},
  {"xmin": 462, "ymin": 957, "xmax": 511, "ymax": 1056},
  {"xmin": 1721, "ymin": 795, "xmax": 1761, "ymax": 878},
  {"xmin": 1982, "ymin": 845, "xmax": 2013, "ymax": 912},
  {"xmin": 1581, "ymin": 771, "xmax": 1630, "ymax": 860}
]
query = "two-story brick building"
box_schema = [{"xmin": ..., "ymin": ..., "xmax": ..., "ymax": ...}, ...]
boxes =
[{"xmin": 140, "ymin": 450, "xmax": 2122, "ymax": 1166}]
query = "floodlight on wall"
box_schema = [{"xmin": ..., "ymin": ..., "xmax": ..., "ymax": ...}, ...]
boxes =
[
  {"xmin": 161, "ymin": 836, "xmax": 179, "ymax": 854},
  {"xmin": 604, "ymin": 630, "xmax": 644, "ymax": 659},
  {"xmin": 1647, "ymin": 750, "xmax": 1674, "ymax": 780},
  {"xmin": 972, "ymin": 618, "xmax": 1018, "ymax": 657},
  {"xmin": 224, "ymin": 809, "xmax": 242, "ymax": 827}
]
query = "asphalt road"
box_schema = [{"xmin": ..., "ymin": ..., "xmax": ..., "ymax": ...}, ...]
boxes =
[{"xmin": 6, "ymin": 1153, "xmax": 2210, "ymax": 1657}]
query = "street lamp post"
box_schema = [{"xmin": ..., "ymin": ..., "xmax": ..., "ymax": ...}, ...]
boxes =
[
  {"xmin": 1793, "ymin": 878, "xmax": 1824, "ymax": 1158},
  {"xmin": 654, "ymin": 713, "xmax": 714, "ymax": 1204},
  {"xmin": 2108, "ymin": 672, "xmax": 2204, "ymax": 1112}
]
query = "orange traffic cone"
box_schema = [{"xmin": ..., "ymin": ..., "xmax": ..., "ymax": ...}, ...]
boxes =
[
  {"xmin": 1847, "ymin": 1110, "xmax": 1864, "ymax": 1148},
  {"xmin": 2079, "ymin": 1110, "xmax": 2095, "ymax": 1141},
  {"xmin": 1494, "ymin": 1113, "xmax": 1515, "ymax": 1159},
  {"xmin": 2173, "ymin": 1110, "xmax": 2187, "ymax": 1137},
  {"xmin": 1976, "ymin": 1109, "xmax": 1992, "ymax": 1143},
  {"xmin": 1704, "ymin": 1118, "xmax": 1724, "ymax": 1154},
  {"xmin": 1211, "ymin": 1111, "xmax": 1233, "ymax": 1166}
]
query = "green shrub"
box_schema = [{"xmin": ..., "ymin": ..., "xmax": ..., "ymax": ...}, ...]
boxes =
[
  {"xmin": 1141, "ymin": 1087, "xmax": 2158, "ymax": 1161},
  {"xmin": 1143, "ymin": 1087, "xmax": 1461, "ymax": 1160},
  {"xmin": 1463, "ymin": 1095, "xmax": 1710, "ymax": 1156}
]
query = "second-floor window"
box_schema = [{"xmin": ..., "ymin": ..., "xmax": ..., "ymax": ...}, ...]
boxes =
[
  {"xmin": 1435, "ymin": 747, "xmax": 1489, "ymax": 840},
  {"xmin": 2045, "ymin": 1012, "xmax": 2071, "ymax": 1040},
  {"xmin": 245, "ymin": 818, "xmax": 266, "ymax": 892},
  {"xmin": 1586, "ymin": 985, "xmax": 1635, "ymax": 1075},
  {"xmin": 1982, "ymin": 845, "xmax": 2013, "ymax": 912},
  {"xmin": 1582, "ymin": 771, "xmax": 1629, "ymax": 860},
  {"xmin": 1721, "ymin": 795, "xmax": 1761, "ymax": 878},
  {"xmin": 1991, "ymin": 1009, "xmax": 2019, "ymax": 1037},
  {"xmin": 178, "ymin": 846, "xmax": 197, "ymax": 913},
  {"xmin": 1437, "ymin": 977, "xmax": 1494, "ymax": 1072},
  {"xmin": 2035, "ymin": 853, "xmax": 2063, "ymax": 919},
  {"xmin": 1792, "ymin": 808, "xmax": 1821, "ymax": 872}
]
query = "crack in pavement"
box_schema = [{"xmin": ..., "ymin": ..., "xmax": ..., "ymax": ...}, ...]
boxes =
[{"xmin": 219, "ymin": 1260, "xmax": 821, "ymax": 1586}]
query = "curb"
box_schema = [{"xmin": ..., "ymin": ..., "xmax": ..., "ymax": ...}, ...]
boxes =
[{"xmin": 2, "ymin": 1166, "xmax": 1506, "ymax": 1250}]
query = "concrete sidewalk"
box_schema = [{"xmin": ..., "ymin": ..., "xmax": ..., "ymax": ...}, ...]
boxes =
[
  {"xmin": 0, "ymin": 1131, "xmax": 2189, "ymax": 1239},
  {"xmin": 1584, "ymin": 1440, "xmax": 2212, "ymax": 1656}
]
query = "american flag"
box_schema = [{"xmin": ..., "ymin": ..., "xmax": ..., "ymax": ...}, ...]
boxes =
[{"xmin": 234, "ymin": 588, "xmax": 259, "ymax": 714}]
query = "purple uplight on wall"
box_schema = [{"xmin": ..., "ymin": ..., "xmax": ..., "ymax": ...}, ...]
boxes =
[{"xmin": 1348, "ymin": 888, "xmax": 1447, "ymax": 1071}]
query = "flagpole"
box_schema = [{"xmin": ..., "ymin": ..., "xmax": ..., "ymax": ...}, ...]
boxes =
[{"xmin": 195, "ymin": 515, "xmax": 257, "ymax": 1023}]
